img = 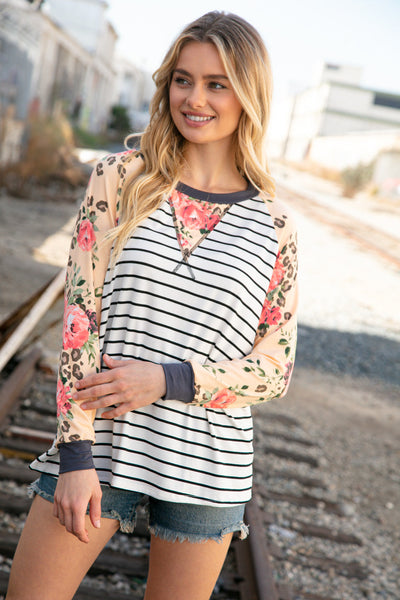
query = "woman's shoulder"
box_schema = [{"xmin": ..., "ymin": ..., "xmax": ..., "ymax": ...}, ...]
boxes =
[
  {"xmin": 254, "ymin": 191, "xmax": 296, "ymax": 235},
  {"xmin": 91, "ymin": 149, "xmax": 145, "ymax": 184},
  {"xmin": 83, "ymin": 150, "xmax": 145, "ymax": 223},
  {"xmin": 270, "ymin": 193, "xmax": 296, "ymax": 228}
]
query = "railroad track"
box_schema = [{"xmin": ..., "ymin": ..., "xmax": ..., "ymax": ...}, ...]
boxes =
[
  {"xmin": 0, "ymin": 275, "xmax": 277, "ymax": 599},
  {"xmin": 276, "ymin": 182, "xmax": 400, "ymax": 270},
  {"xmin": 0, "ymin": 350, "xmax": 275, "ymax": 600},
  {"xmin": 0, "ymin": 350, "xmax": 371, "ymax": 600}
]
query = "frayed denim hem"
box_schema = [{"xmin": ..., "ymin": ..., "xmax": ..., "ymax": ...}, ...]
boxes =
[
  {"xmin": 27, "ymin": 478, "xmax": 136, "ymax": 533},
  {"xmin": 27, "ymin": 478, "xmax": 53, "ymax": 502},
  {"xmin": 105, "ymin": 509, "xmax": 136, "ymax": 533},
  {"xmin": 149, "ymin": 520, "xmax": 249, "ymax": 544}
]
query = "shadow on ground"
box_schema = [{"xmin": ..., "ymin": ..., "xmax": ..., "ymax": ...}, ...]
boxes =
[{"xmin": 296, "ymin": 323, "xmax": 400, "ymax": 387}]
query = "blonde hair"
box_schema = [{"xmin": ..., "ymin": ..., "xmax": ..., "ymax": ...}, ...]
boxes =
[{"xmin": 111, "ymin": 11, "xmax": 275, "ymax": 260}]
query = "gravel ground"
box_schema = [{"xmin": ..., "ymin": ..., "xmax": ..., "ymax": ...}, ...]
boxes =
[{"xmin": 251, "ymin": 172, "xmax": 400, "ymax": 598}]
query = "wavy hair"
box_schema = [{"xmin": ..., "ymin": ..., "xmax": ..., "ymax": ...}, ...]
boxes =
[{"xmin": 110, "ymin": 11, "xmax": 275, "ymax": 260}]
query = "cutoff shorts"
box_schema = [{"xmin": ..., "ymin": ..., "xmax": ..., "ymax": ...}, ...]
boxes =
[{"xmin": 30, "ymin": 473, "xmax": 249, "ymax": 543}]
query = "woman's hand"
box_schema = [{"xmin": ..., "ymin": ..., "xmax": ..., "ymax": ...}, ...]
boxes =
[
  {"xmin": 73, "ymin": 354, "xmax": 166, "ymax": 418},
  {"xmin": 53, "ymin": 469, "xmax": 102, "ymax": 543}
]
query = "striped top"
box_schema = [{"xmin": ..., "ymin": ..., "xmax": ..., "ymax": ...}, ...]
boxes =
[{"xmin": 30, "ymin": 152, "xmax": 298, "ymax": 506}]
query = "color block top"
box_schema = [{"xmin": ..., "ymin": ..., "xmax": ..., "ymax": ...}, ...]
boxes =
[{"xmin": 31, "ymin": 151, "xmax": 298, "ymax": 506}]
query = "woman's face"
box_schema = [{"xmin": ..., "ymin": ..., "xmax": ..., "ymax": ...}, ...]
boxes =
[{"xmin": 169, "ymin": 41, "xmax": 243, "ymax": 148}]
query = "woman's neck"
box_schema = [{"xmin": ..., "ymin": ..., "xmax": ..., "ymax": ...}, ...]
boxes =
[{"xmin": 180, "ymin": 142, "xmax": 247, "ymax": 194}]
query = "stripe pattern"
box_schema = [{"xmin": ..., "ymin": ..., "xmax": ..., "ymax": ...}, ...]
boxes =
[{"xmin": 34, "ymin": 194, "xmax": 279, "ymax": 506}]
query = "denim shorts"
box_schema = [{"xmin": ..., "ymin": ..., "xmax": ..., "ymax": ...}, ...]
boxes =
[{"xmin": 29, "ymin": 473, "xmax": 248, "ymax": 543}]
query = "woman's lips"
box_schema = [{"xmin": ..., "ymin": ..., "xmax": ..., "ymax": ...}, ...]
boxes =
[{"xmin": 182, "ymin": 112, "xmax": 215, "ymax": 126}]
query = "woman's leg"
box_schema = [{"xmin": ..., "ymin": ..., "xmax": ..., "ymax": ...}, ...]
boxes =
[
  {"xmin": 144, "ymin": 532, "xmax": 233, "ymax": 600},
  {"xmin": 6, "ymin": 495, "xmax": 119, "ymax": 600}
]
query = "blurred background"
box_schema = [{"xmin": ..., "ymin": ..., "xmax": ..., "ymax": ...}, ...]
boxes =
[
  {"xmin": 1, "ymin": 2, "xmax": 400, "ymax": 597},
  {"xmin": 1, "ymin": 0, "xmax": 400, "ymax": 197}
]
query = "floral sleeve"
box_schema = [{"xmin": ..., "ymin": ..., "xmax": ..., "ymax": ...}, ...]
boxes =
[
  {"xmin": 56, "ymin": 152, "xmax": 137, "ymax": 445},
  {"xmin": 189, "ymin": 203, "xmax": 298, "ymax": 410}
]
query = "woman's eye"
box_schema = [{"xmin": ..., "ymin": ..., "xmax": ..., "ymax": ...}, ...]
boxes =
[
  {"xmin": 209, "ymin": 81, "xmax": 226, "ymax": 90},
  {"xmin": 174, "ymin": 77, "xmax": 190, "ymax": 86}
]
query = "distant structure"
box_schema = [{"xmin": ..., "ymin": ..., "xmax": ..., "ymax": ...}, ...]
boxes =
[
  {"xmin": 282, "ymin": 62, "xmax": 400, "ymax": 165},
  {"xmin": 114, "ymin": 57, "xmax": 154, "ymax": 133},
  {"xmin": 0, "ymin": 0, "xmax": 152, "ymax": 164},
  {"xmin": 46, "ymin": 0, "xmax": 153, "ymax": 131},
  {"xmin": 43, "ymin": 0, "xmax": 118, "ymax": 132}
]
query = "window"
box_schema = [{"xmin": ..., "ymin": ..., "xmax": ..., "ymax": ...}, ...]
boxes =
[{"xmin": 373, "ymin": 93, "xmax": 400, "ymax": 110}]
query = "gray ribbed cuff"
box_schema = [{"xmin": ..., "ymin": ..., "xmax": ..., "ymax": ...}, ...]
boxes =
[
  {"xmin": 161, "ymin": 362, "xmax": 195, "ymax": 403},
  {"xmin": 59, "ymin": 440, "xmax": 95, "ymax": 473}
]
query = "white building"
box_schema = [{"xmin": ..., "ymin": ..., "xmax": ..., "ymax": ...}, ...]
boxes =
[
  {"xmin": 113, "ymin": 56, "xmax": 154, "ymax": 131},
  {"xmin": 283, "ymin": 62, "xmax": 400, "ymax": 164},
  {"xmin": 0, "ymin": 0, "xmax": 117, "ymax": 163},
  {"xmin": 45, "ymin": 0, "xmax": 155, "ymax": 133},
  {"xmin": 44, "ymin": 0, "xmax": 114, "ymax": 58},
  {"xmin": 42, "ymin": 0, "xmax": 118, "ymax": 131}
]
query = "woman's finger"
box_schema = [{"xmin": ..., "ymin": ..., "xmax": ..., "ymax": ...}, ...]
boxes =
[
  {"xmin": 53, "ymin": 496, "xmax": 65, "ymax": 525},
  {"xmin": 63, "ymin": 506, "xmax": 73, "ymax": 534},
  {"xmin": 71, "ymin": 510, "xmax": 89, "ymax": 544},
  {"xmin": 75, "ymin": 369, "xmax": 114, "ymax": 391},
  {"xmin": 100, "ymin": 402, "xmax": 136, "ymax": 419},
  {"xmin": 52, "ymin": 499, "xmax": 58, "ymax": 519},
  {"xmin": 103, "ymin": 354, "xmax": 135, "ymax": 368},
  {"xmin": 81, "ymin": 392, "xmax": 123, "ymax": 411},
  {"xmin": 74, "ymin": 382, "xmax": 117, "ymax": 402}
]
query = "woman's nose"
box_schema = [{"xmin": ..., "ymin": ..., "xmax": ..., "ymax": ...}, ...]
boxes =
[{"xmin": 187, "ymin": 84, "xmax": 207, "ymax": 108}]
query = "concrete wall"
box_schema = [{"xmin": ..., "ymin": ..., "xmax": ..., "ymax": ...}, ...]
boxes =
[
  {"xmin": 45, "ymin": 0, "xmax": 107, "ymax": 51},
  {"xmin": 373, "ymin": 150, "xmax": 400, "ymax": 195},
  {"xmin": 0, "ymin": 0, "xmax": 119, "ymax": 163},
  {"xmin": 308, "ymin": 129, "xmax": 400, "ymax": 171},
  {"xmin": 283, "ymin": 62, "xmax": 400, "ymax": 163}
]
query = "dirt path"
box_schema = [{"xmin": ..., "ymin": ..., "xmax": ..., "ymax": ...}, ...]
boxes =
[{"xmin": 0, "ymin": 194, "xmax": 78, "ymax": 323}]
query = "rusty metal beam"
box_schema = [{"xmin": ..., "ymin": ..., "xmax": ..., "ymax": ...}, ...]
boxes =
[
  {"xmin": 245, "ymin": 497, "xmax": 279, "ymax": 600},
  {"xmin": 0, "ymin": 347, "xmax": 42, "ymax": 426}
]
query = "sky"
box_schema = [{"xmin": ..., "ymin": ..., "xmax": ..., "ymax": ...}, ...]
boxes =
[{"xmin": 105, "ymin": 0, "xmax": 399, "ymax": 138}]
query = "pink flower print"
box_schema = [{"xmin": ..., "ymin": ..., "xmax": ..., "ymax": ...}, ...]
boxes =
[
  {"xmin": 284, "ymin": 361, "xmax": 293, "ymax": 384},
  {"xmin": 174, "ymin": 199, "xmax": 209, "ymax": 230},
  {"xmin": 206, "ymin": 213, "xmax": 221, "ymax": 231},
  {"xmin": 266, "ymin": 306, "xmax": 282, "ymax": 325},
  {"xmin": 205, "ymin": 388, "xmax": 237, "ymax": 409},
  {"xmin": 57, "ymin": 380, "xmax": 72, "ymax": 416},
  {"xmin": 268, "ymin": 254, "xmax": 285, "ymax": 291},
  {"xmin": 179, "ymin": 236, "xmax": 190, "ymax": 248},
  {"xmin": 77, "ymin": 219, "xmax": 95, "ymax": 251},
  {"xmin": 259, "ymin": 299, "xmax": 282, "ymax": 326},
  {"xmin": 63, "ymin": 304, "xmax": 90, "ymax": 349},
  {"xmin": 169, "ymin": 189, "xmax": 184, "ymax": 208}
]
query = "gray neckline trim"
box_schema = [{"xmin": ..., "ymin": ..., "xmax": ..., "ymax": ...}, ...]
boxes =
[{"xmin": 176, "ymin": 181, "xmax": 258, "ymax": 204}]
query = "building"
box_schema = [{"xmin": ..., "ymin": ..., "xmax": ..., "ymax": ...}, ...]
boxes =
[
  {"xmin": 0, "ymin": 0, "xmax": 118, "ymax": 163},
  {"xmin": 36, "ymin": 0, "xmax": 118, "ymax": 132},
  {"xmin": 113, "ymin": 56, "xmax": 154, "ymax": 132},
  {"xmin": 282, "ymin": 62, "xmax": 400, "ymax": 166}
]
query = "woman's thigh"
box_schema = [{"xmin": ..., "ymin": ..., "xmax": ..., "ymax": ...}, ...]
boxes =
[
  {"xmin": 145, "ymin": 533, "xmax": 233, "ymax": 600},
  {"xmin": 144, "ymin": 498, "xmax": 247, "ymax": 600},
  {"xmin": 6, "ymin": 495, "xmax": 119, "ymax": 600}
]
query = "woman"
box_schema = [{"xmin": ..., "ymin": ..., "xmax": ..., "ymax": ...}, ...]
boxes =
[{"xmin": 6, "ymin": 11, "xmax": 297, "ymax": 600}]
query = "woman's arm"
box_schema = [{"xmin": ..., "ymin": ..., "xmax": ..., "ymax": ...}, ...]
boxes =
[
  {"xmin": 53, "ymin": 152, "xmax": 142, "ymax": 542},
  {"xmin": 189, "ymin": 223, "xmax": 298, "ymax": 409},
  {"xmin": 56, "ymin": 152, "xmax": 139, "ymax": 448}
]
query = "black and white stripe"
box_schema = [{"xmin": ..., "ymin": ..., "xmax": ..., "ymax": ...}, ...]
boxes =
[
  {"xmin": 32, "ymin": 195, "xmax": 279, "ymax": 506},
  {"xmin": 93, "ymin": 197, "xmax": 278, "ymax": 505}
]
